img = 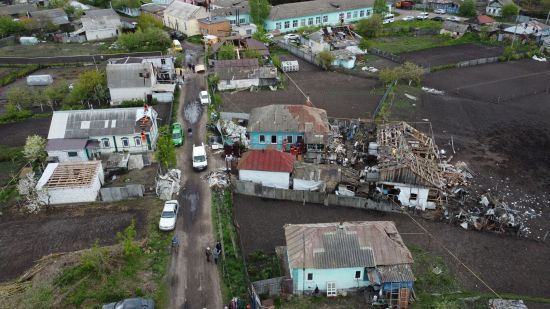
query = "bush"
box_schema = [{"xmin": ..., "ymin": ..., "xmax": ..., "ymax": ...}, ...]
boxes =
[
  {"xmin": 356, "ymin": 14, "xmax": 383, "ymax": 38},
  {"xmin": 155, "ymin": 125, "xmax": 177, "ymax": 169},
  {"xmin": 317, "ymin": 50, "xmax": 334, "ymax": 70},
  {"xmin": 117, "ymin": 27, "xmax": 170, "ymax": 52},
  {"xmin": 459, "ymin": 0, "xmax": 476, "ymax": 17},
  {"xmin": 117, "ymin": 220, "xmax": 141, "ymax": 258},
  {"xmin": 0, "ymin": 65, "xmax": 40, "ymax": 87},
  {"xmin": 118, "ymin": 98, "xmax": 158, "ymax": 107}
]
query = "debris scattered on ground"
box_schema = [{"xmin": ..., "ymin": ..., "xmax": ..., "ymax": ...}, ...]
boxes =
[
  {"xmin": 156, "ymin": 169, "xmax": 181, "ymax": 200},
  {"xmin": 405, "ymin": 93, "xmax": 417, "ymax": 101},
  {"xmin": 361, "ymin": 66, "xmax": 379, "ymax": 72},
  {"xmin": 488, "ymin": 299, "xmax": 527, "ymax": 309},
  {"xmin": 422, "ymin": 86, "xmax": 445, "ymax": 95},
  {"xmin": 216, "ymin": 119, "xmax": 249, "ymax": 147},
  {"xmin": 532, "ymin": 55, "xmax": 546, "ymax": 62},
  {"xmin": 203, "ymin": 169, "xmax": 230, "ymax": 189}
]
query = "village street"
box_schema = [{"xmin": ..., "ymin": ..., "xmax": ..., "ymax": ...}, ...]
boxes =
[{"xmin": 168, "ymin": 44, "xmax": 222, "ymax": 309}]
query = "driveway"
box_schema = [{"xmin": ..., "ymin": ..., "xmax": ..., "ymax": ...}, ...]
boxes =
[{"xmin": 168, "ymin": 43, "xmax": 222, "ymax": 309}]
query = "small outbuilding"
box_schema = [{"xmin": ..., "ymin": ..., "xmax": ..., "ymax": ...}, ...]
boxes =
[
  {"xmin": 36, "ymin": 161, "xmax": 104, "ymax": 205},
  {"xmin": 440, "ymin": 21, "xmax": 469, "ymax": 38},
  {"xmin": 237, "ymin": 149, "xmax": 295, "ymax": 189}
]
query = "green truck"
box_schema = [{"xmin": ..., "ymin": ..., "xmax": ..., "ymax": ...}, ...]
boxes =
[{"xmin": 172, "ymin": 122, "xmax": 184, "ymax": 146}]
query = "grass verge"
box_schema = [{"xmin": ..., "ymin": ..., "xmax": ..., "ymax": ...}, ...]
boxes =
[{"xmin": 370, "ymin": 33, "xmax": 500, "ymax": 54}]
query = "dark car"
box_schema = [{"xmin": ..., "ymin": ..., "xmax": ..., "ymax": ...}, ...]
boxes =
[
  {"xmin": 431, "ymin": 16, "xmax": 444, "ymax": 21},
  {"xmin": 102, "ymin": 298, "xmax": 154, "ymax": 309},
  {"xmin": 169, "ymin": 30, "xmax": 186, "ymax": 41}
]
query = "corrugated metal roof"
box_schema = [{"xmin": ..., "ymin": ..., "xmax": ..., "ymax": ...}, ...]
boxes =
[
  {"xmin": 213, "ymin": 58, "xmax": 259, "ymax": 68},
  {"xmin": 0, "ymin": 4, "xmax": 36, "ymax": 16},
  {"xmin": 164, "ymin": 1, "xmax": 208, "ymax": 20},
  {"xmin": 214, "ymin": 65, "xmax": 277, "ymax": 80},
  {"xmin": 268, "ymin": 0, "xmax": 374, "ymax": 21},
  {"xmin": 46, "ymin": 138, "xmax": 88, "ymax": 151},
  {"xmin": 81, "ymin": 9, "xmax": 121, "ymax": 31},
  {"xmin": 47, "ymin": 107, "xmax": 157, "ymax": 139},
  {"xmin": 31, "ymin": 8, "xmax": 69, "ymax": 25},
  {"xmin": 377, "ymin": 264, "xmax": 415, "ymax": 283},
  {"xmin": 237, "ymin": 149, "xmax": 295, "ymax": 173},
  {"xmin": 107, "ymin": 62, "xmax": 154, "ymax": 88},
  {"xmin": 284, "ymin": 221, "xmax": 413, "ymax": 270},
  {"xmin": 313, "ymin": 229, "xmax": 376, "ymax": 268}
]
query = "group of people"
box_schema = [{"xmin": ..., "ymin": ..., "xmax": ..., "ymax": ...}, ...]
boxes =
[{"xmin": 205, "ymin": 241, "xmax": 222, "ymax": 264}]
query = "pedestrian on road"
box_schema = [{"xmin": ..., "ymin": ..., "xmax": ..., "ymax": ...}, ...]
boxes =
[
  {"xmin": 212, "ymin": 247, "xmax": 220, "ymax": 264},
  {"xmin": 205, "ymin": 247, "xmax": 212, "ymax": 262},
  {"xmin": 216, "ymin": 241, "xmax": 222, "ymax": 255},
  {"xmin": 192, "ymin": 64, "xmax": 195, "ymax": 72}
]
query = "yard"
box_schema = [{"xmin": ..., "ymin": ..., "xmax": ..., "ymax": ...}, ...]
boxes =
[
  {"xmin": 369, "ymin": 34, "xmax": 499, "ymax": 55},
  {"xmin": 0, "ymin": 42, "xmax": 111, "ymax": 58},
  {"xmin": 233, "ymin": 194, "xmax": 550, "ymax": 307},
  {"xmin": 219, "ymin": 57, "xmax": 382, "ymax": 119},
  {"xmin": 401, "ymin": 43, "xmax": 504, "ymax": 67}
]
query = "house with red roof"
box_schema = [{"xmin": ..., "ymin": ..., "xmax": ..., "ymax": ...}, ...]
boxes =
[{"xmin": 237, "ymin": 149, "xmax": 296, "ymax": 189}]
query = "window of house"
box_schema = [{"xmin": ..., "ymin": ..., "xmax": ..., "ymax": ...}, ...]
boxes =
[
  {"xmin": 308, "ymin": 17, "xmax": 313, "ymax": 25},
  {"xmin": 271, "ymin": 135, "xmax": 277, "ymax": 144},
  {"xmin": 230, "ymin": 19, "xmax": 235, "ymax": 25},
  {"xmin": 323, "ymin": 15, "xmax": 328, "ymax": 23},
  {"xmin": 307, "ymin": 273, "xmax": 313, "ymax": 281},
  {"xmin": 246, "ymin": 29, "xmax": 252, "ymax": 35},
  {"xmin": 259, "ymin": 135, "xmax": 266, "ymax": 143},
  {"xmin": 284, "ymin": 21, "xmax": 290, "ymax": 29},
  {"xmin": 300, "ymin": 19, "xmax": 306, "ymax": 27},
  {"xmin": 339, "ymin": 13, "xmax": 344, "ymax": 21},
  {"xmin": 134, "ymin": 137, "xmax": 142, "ymax": 146},
  {"xmin": 347, "ymin": 12, "xmax": 351, "ymax": 19},
  {"xmin": 353, "ymin": 11, "xmax": 358, "ymax": 18},
  {"xmin": 355, "ymin": 271, "xmax": 361, "ymax": 279},
  {"xmin": 297, "ymin": 135, "xmax": 303, "ymax": 143},
  {"xmin": 291, "ymin": 20, "xmax": 297, "ymax": 28},
  {"xmin": 367, "ymin": 10, "xmax": 371, "ymax": 16},
  {"xmin": 101, "ymin": 138, "xmax": 110, "ymax": 148},
  {"xmin": 410, "ymin": 193, "xmax": 418, "ymax": 200},
  {"xmin": 161, "ymin": 58, "xmax": 166, "ymax": 64},
  {"xmin": 360, "ymin": 10, "xmax": 364, "ymax": 17},
  {"xmin": 240, "ymin": 18, "xmax": 245, "ymax": 24},
  {"xmin": 121, "ymin": 138, "xmax": 129, "ymax": 147},
  {"xmin": 67, "ymin": 151, "xmax": 78, "ymax": 157},
  {"xmin": 276, "ymin": 22, "xmax": 281, "ymax": 29},
  {"xmin": 315, "ymin": 16, "xmax": 321, "ymax": 24},
  {"xmin": 287, "ymin": 136, "xmax": 293, "ymax": 143}
]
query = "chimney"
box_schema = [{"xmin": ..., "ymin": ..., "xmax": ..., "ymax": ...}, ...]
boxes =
[{"xmin": 305, "ymin": 96, "xmax": 313, "ymax": 107}]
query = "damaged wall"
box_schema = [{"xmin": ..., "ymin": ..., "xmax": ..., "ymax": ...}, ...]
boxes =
[
  {"xmin": 239, "ymin": 170, "xmax": 291, "ymax": 189},
  {"xmin": 380, "ymin": 182, "xmax": 437, "ymax": 210}
]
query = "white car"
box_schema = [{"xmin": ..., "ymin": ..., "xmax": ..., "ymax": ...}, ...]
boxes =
[
  {"xmin": 192, "ymin": 143, "xmax": 208, "ymax": 171},
  {"xmin": 416, "ymin": 12, "xmax": 429, "ymax": 20},
  {"xmin": 159, "ymin": 200, "xmax": 180, "ymax": 231},
  {"xmin": 284, "ymin": 33, "xmax": 300, "ymax": 41},
  {"xmin": 434, "ymin": 9, "xmax": 446, "ymax": 14},
  {"xmin": 446, "ymin": 16, "xmax": 460, "ymax": 21},
  {"xmin": 402, "ymin": 16, "xmax": 414, "ymax": 21},
  {"xmin": 199, "ymin": 90, "xmax": 210, "ymax": 105}
]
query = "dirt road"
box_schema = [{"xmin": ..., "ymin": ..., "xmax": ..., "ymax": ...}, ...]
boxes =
[{"xmin": 168, "ymin": 45, "xmax": 222, "ymax": 309}]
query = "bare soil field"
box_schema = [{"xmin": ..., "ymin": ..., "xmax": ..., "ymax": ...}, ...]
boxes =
[
  {"xmin": 220, "ymin": 58, "xmax": 382, "ymax": 119},
  {"xmin": 0, "ymin": 117, "xmax": 51, "ymax": 147},
  {"xmin": 0, "ymin": 201, "xmax": 153, "ymax": 282},
  {"xmin": 401, "ymin": 43, "xmax": 504, "ymax": 67},
  {"xmin": 388, "ymin": 59, "xmax": 550, "ymax": 240},
  {"xmin": 233, "ymin": 194, "xmax": 550, "ymax": 300}
]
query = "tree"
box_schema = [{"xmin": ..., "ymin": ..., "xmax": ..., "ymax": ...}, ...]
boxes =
[
  {"xmin": 317, "ymin": 50, "xmax": 334, "ymax": 70},
  {"xmin": 44, "ymin": 80, "xmax": 70, "ymax": 109},
  {"xmin": 67, "ymin": 70, "xmax": 109, "ymax": 106},
  {"xmin": 117, "ymin": 220, "xmax": 141, "ymax": 258},
  {"xmin": 244, "ymin": 48, "xmax": 262, "ymax": 59},
  {"xmin": 117, "ymin": 27, "xmax": 170, "ymax": 52},
  {"xmin": 399, "ymin": 61, "xmax": 424, "ymax": 86},
  {"xmin": 459, "ymin": 0, "xmax": 476, "ymax": 17},
  {"xmin": 502, "ymin": 4, "xmax": 520, "ymax": 19},
  {"xmin": 137, "ymin": 14, "xmax": 163, "ymax": 30},
  {"xmin": 249, "ymin": 0, "xmax": 271, "ymax": 25},
  {"xmin": 373, "ymin": 0, "xmax": 388, "ymax": 15},
  {"xmin": 0, "ymin": 16, "xmax": 25, "ymax": 36},
  {"xmin": 23, "ymin": 135, "xmax": 47, "ymax": 167},
  {"xmin": 356, "ymin": 14, "xmax": 383, "ymax": 38},
  {"xmin": 359, "ymin": 38, "xmax": 371, "ymax": 51},
  {"xmin": 7, "ymin": 86, "xmax": 34, "ymax": 110},
  {"xmin": 112, "ymin": 0, "xmax": 140, "ymax": 9},
  {"xmin": 378, "ymin": 67, "xmax": 399, "ymax": 85},
  {"xmin": 218, "ymin": 44, "xmax": 235, "ymax": 60},
  {"xmin": 155, "ymin": 126, "xmax": 176, "ymax": 169}
]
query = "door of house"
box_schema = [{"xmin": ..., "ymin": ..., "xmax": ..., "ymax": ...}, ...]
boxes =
[{"xmin": 326, "ymin": 281, "xmax": 337, "ymax": 297}]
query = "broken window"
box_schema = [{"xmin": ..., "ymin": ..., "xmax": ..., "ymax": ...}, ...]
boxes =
[
  {"xmin": 276, "ymin": 22, "xmax": 281, "ymax": 30},
  {"xmin": 410, "ymin": 193, "xmax": 418, "ymax": 201},
  {"xmin": 271, "ymin": 135, "xmax": 277, "ymax": 144},
  {"xmin": 346, "ymin": 12, "xmax": 351, "ymax": 19},
  {"xmin": 307, "ymin": 273, "xmax": 313, "ymax": 281},
  {"xmin": 300, "ymin": 19, "xmax": 306, "ymax": 27},
  {"xmin": 355, "ymin": 271, "xmax": 361, "ymax": 279},
  {"xmin": 259, "ymin": 135, "xmax": 265, "ymax": 143},
  {"xmin": 353, "ymin": 11, "xmax": 358, "ymax": 18}
]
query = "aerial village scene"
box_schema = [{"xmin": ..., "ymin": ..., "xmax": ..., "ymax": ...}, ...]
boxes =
[{"xmin": 0, "ymin": 0, "xmax": 549, "ymax": 307}]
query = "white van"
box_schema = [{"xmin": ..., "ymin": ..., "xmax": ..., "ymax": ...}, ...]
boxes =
[
  {"xmin": 192, "ymin": 143, "xmax": 208, "ymax": 171},
  {"xmin": 383, "ymin": 14, "xmax": 395, "ymax": 24}
]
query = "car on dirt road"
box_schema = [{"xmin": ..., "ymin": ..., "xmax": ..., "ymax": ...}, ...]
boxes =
[
  {"xmin": 159, "ymin": 200, "xmax": 180, "ymax": 231},
  {"xmin": 103, "ymin": 298, "xmax": 154, "ymax": 309},
  {"xmin": 199, "ymin": 90, "xmax": 210, "ymax": 104},
  {"xmin": 416, "ymin": 12, "xmax": 429, "ymax": 20},
  {"xmin": 446, "ymin": 16, "xmax": 460, "ymax": 21},
  {"xmin": 434, "ymin": 8, "xmax": 446, "ymax": 14},
  {"xmin": 402, "ymin": 16, "xmax": 415, "ymax": 21},
  {"xmin": 431, "ymin": 16, "xmax": 443, "ymax": 21},
  {"xmin": 172, "ymin": 122, "xmax": 183, "ymax": 146},
  {"xmin": 192, "ymin": 143, "xmax": 208, "ymax": 171}
]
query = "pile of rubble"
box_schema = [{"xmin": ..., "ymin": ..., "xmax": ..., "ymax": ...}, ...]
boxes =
[
  {"xmin": 156, "ymin": 169, "xmax": 181, "ymax": 200},
  {"xmin": 203, "ymin": 169, "xmax": 230, "ymax": 189},
  {"xmin": 217, "ymin": 119, "xmax": 248, "ymax": 148}
]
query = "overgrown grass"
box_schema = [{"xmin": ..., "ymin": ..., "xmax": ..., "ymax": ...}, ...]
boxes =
[
  {"xmin": 370, "ymin": 33, "xmax": 499, "ymax": 54},
  {"xmin": 212, "ymin": 189, "xmax": 248, "ymax": 302},
  {"xmin": 0, "ymin": 65, "xmax": 41, "ymax": 86},
  {"xmin": 247, "ymin": 250, "xmax": 281, "ymax": 282},
  {"xmin": 383, "ymin": 20, "xmax": 443, "ymax": 31},
  {"xmin": 186, "ymin": 35, "xmax": 203, "ymax": 45}
]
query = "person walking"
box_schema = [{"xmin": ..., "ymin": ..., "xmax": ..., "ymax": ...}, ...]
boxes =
[
  {"xmin": 215, "ymin": 241, "xmax": 222, "ymax": 255},
  {"xmin": 212, "ymin": 247, "xmax": 220, "ymax": 264},
  {"xmin": 171, "ymin": 236, "xmax": 179, "ymax": 253},
  {"xmin": 205, "ymin": 247, "xmax": 212, "ymax": 263}
]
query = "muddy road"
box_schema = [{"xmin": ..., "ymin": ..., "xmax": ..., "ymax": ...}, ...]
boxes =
[{"xmin": 168, "ymin": 44, "xmax": 222, "ymax": 309}]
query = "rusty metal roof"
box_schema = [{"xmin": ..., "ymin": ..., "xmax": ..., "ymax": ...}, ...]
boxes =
[{"xmin": 238, "ymin": 149, "xmax": 295, "ymax": 173}]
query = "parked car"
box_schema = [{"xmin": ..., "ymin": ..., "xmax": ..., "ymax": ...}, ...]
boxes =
[
  {"xmin": 103, "ymin": 298, "xmax": 154, "ymax": 309},
  {"xmin": 416, "ymin": 12, "xmax": 429, "ymax": 20},
  {"xmin": 382, "ymin": 13, "xmax": 395, "ymax": 24},
  {"xmin": 431, "ymin": 16, "xmax": 443, "ymax": 21},
  {"xmin": 434, "ymin": 8, "xmax": 446, "ymax": 14},
  {"xmin": 172, "ymin": 122, "xmax": 183, "ymax": 146},
  {"xmin": 446, "ymin": 16, "xmax": 460, "ymax": 21},
  {"xmin": 402, "ymin": 16, "xmax": 415, "ymax": 21},
  {"xmin": 159, "ymin": 200, "xmax": 180, "ymax": 231},
  {"xmin": 192, "ymin": 143, "xmax": 208, "ymax": 171},
  {"xmin": 284, "ymin": 33, "xmax": 300, "ymax": 41},
  {"xmin": 199, "ymin": 90, "xmax": 210, "ymax": 105}
]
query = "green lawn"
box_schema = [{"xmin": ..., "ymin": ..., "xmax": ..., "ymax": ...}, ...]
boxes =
[
  {"xmin": 384, "ymin": 20, "xmax": 443, "ymax": 30},
  {"xmin": 369, "ymin": 34, "xmax": 490, "ymax": 54}
]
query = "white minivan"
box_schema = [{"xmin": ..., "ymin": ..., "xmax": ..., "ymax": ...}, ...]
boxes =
[
  {"xmin": 383, "ymin": 14, "xmax": 395, "ymax": 24},
  {"xmin": 192, "ymin": 143, "xmax": 208, "ymax": 171}
]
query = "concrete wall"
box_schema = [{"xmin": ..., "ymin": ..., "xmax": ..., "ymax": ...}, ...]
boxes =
[
  {"xmin": 48, "ymin": 149, "xmax": 88, "ymax": 162},
  {"xmin": 100, "ymin": 184, "xmax": 144, "ymax": 202},
  {"xmin": 39, "ymin": 172, "xmax": 103, "ymax": 205},
  {"xmin": 265, "ymin": 7, "xmax": 373, "ymax": 32},
  {"xmin": 218, "ymin": 78, "xmax": 260, "ymax": 91},
  {"xmin": 252, "ymin": 277, "xmax": 285, "ymax": 296},
  {"xmin": 86, "ymin": 29, "xmax": 119, "ymax": 41},
  {"xmin": 239, "ymin": 170, "xmax": 290, "ymax": 189},
  {"xmin": 164, "ymin": 14, "xmax": 202, "ymax": 36},
  {"xmin": 292, "ymin": 267, "xmax": 369, "ymax": 294},
  {"xmin": 110, "ymin": 87, "xmax": 152, "ymax": 104}
]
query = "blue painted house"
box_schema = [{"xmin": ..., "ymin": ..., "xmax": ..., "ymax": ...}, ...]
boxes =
[
  {"xmin": 264, "ymin": 0, "xmax": 375, "ymax": 33},
  {"xmin": 284, "ymin": 221, "xmax": 415, "ymax": 297},
  {"xmin": 247, "ymin": 104, "xmax": 330, "ymax": 157}
]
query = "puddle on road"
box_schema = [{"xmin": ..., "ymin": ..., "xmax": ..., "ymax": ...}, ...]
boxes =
[
  {"xmin": 184, "ymin": 101, "xmax": 202, "ymax": 124},
  {"xmin": 184, "ymin": 191, "xmax": 199, "ymax": 220}
]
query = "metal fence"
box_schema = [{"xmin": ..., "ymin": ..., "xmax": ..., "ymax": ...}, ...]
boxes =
[
  {"xmin": 252, "ymin": 277, "xmax": 285, "ymax": 296},
  {"xmin": 370, "ymin": 48, "xmax": 405, "ymax": 64},
  {"xmin": 457, "ymin": 56, "xmax": 499, "ymax": 68},
  {"xmin": 276, "ymin": 41, "xmax": 317, "ymax": 65},
  {"xmin": 0, "ymin": 51, "xmax": 163, "ymax": 65},
  {"xmin": 373, "ymin": 80, "xmax": 397, "ymax": 120}
]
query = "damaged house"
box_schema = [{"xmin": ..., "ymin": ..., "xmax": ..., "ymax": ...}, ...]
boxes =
[
  {"xmin": 374, "ymin": 122, "xmax": 465, "ymax": 210},
  {"xmin": 213, "ymin": 59, "xmax": 278, "ymax": 91},
  {"xmin": 248, "ymin": 104, "xmax": 330, "ymax": 160},
  {"xmin": 237, "ymin": 149, "xmax": 296, "ymax": 189},
  {"xmin": 283, "ymin": 221, "xmax": 414, "ymax": 301}
]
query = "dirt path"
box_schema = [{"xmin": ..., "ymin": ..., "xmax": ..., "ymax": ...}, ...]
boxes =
[{"xmin": 168, "ymin": 45, "xmax": 222, "ymax": 309}]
